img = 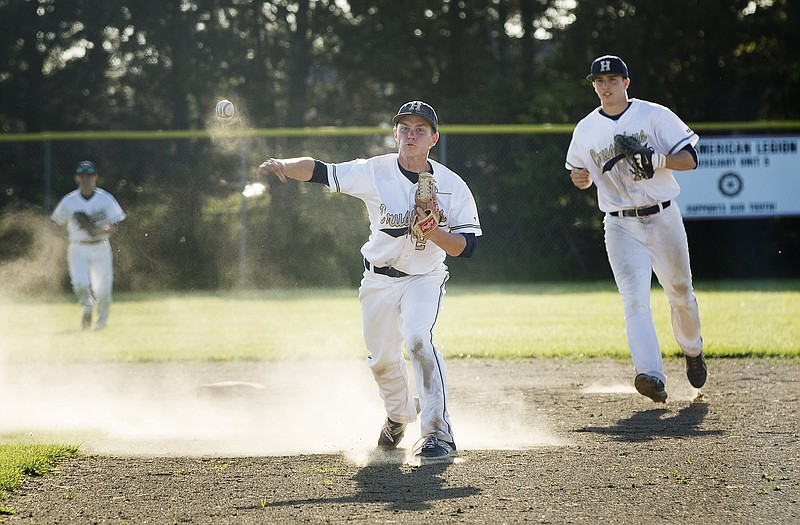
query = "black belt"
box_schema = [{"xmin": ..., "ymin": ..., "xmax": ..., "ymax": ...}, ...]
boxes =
[
  {"xmin": 610, "ymin": 200, "xmax": 671, "ymax": 218},
  {"xmin": 364, "ymin": 258, "xmax": 408, "ymax": 278},
  {"xmin": 73, "ymin": 239, "xmax": 106, "ymax": 244}
]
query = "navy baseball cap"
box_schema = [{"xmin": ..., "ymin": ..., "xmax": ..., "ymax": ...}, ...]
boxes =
[
  {"xmin": 586, "ymin": 55, "xmax": 629, "ymax": 81},
  {"xmin": 75, "ymin": 160, "xmax": 97, "ymax": 175},
  {"xmin": 393, "ymin": 101, "xmax": 438, "ymax": 133}
]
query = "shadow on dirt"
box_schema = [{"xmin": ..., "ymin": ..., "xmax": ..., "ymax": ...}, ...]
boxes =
[
  {"xmin": 575, "ymin": 401, "xmax": 725, "ymax": 442},
  {"xmin": 264, "ymin": 450, "xmax": 481, "ymax": 512}
]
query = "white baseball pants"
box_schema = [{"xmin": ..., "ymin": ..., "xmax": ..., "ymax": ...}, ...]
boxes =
[
  {"xmin": 604, "ymin": 203, "xmax": 703, "ymax": 385},
  {"xmin": 67, "ymin": 240, "xmax": 114, "ymax": 326},
  {"xmin": 359, "ymin": 265, "xmax": 454, "ymax": 443}
]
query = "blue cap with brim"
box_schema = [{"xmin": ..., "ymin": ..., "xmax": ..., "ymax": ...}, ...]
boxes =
[
  {"xmin": 586, "ymin": 55, "xmax": 629, "ymax": 81},
  {"xmin": 392, "ymin": 101, "xmax": 438, "ymax": 133},
  {"xmin": 75, "ymin": 161, "xmax": 97, "ymax": 175}
]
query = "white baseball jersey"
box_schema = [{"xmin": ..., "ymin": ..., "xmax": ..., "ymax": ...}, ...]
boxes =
[
  {"xmin": 51, "ymin": 188, "xmax": 126, "ymax": 241},
  {"xmin": 323, "ymin": 153, "xmax": 482, "ymax": 274},
  {"xmin": 51, "ymin": 188, "xmax": 126, "ymax": 329},
  {"xmin": 565, "ymin": 98, "xmax": 698, "ymax": 212}
]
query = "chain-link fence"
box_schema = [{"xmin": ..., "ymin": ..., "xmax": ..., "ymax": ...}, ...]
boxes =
[{"xmin": 1, "ymin": 127, "xmax": 797, "ymax": 292}]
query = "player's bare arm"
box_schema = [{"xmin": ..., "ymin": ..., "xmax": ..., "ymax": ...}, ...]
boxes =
[
  {"xmin": 257, "ymin": 157, "xmax": 315, "ymax": 183},
  {"xmin": 420, "ymin": 215, "xmax": 468, "ymax": 257},
  {"xmin": 665, "ymin": 149, "xmax": 698, "ymax": 171},
  {"xmin": 570, "ymin": 168, "xmax": 593, "ymax": 190}
]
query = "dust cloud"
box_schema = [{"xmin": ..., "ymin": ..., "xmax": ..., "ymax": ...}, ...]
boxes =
[
  {"xmin": 206, "ymin": 97, "xmax": 251, "ymax": 157},
  {"xmin": 582, "ymin": 383, "xmax": 637, "ymax": 394},
  {"xmin": 581, "ymin": 380, "xmax": 702, "ymax": 402},
  {"xmin": 1, "ymin": 127, "xmax": 564, "ymax": 460},
  {"xmin": 1, "ymin": 358, "xmax": 565, "ymax": 458},
  {"xmin": 204, "ymin": 97, "xmax": 270, "ymax": 200},
  {"xmin": 0, "ymin": 207, "xmax": 66, "ymax": 298}
]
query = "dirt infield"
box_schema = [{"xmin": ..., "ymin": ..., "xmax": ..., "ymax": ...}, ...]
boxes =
[{"xmin": 2, "ymin": 358, "xmax": 798, "ymax": 524}]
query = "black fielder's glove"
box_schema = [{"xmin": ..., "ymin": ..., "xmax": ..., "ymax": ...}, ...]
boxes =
[
  {"xmin": 73, "ymin": 211, "xmax": 95, "ymax": 233},
  {"xmin": 614, "ymin": 134, "xmax": 666, "ymax": 181}
]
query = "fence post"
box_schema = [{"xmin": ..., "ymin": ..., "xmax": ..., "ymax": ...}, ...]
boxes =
[
  {"xmin": 238, "ymin": 137, "xmax": 249, "ymax": 287},
  {"xmin": 43, "ymin": 140, "xmax": 52, "ymax": 214}
]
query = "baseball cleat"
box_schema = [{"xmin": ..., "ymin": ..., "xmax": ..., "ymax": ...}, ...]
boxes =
[
  {"xmin": 634, "ymin": 373, "xmax": 668, "ymax": 403},
  {"xmin": 377, "ymin": 418, "xmax": 407, "ymax": 449},
  {"xmin": 685, "ymin": 352, "xmax": 708, "ymax": 388},
  {"xmin": 415, "ymin": 435, "xmax": 457, "ymax": 462}
]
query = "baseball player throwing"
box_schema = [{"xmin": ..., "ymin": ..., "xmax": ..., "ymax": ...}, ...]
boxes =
[
  {"xmin": 51, "ymin": 161, "xmax": 126, "ymax": 330},
  {"xmin": 565, "ymin": 56, "xmax": 707, "ymax": 402},
  {"xmin": 257, "ymin": 101, "xmax": 482, "ymax": 461}
]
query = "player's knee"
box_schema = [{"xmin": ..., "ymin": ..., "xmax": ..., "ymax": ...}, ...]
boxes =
[
  {"xmin": 366, "ymin": 348, "xmax": 400, "ymax": 372},
  {"xmin": 72, "ymin": 286, "xmax": 93, "ymax": 305},
  {"xmin": 623, "ymin": 301, "xmax": 650, "ymax": 318},
  {"xmin": 406, "ymin": 336, "xmax": 431, "ymax": 359},
  {"xmin": 666, "ymin": 280, "xmax": 692, "ymax": 299}
]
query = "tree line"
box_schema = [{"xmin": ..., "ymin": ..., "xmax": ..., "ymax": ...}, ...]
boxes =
[
  {"xmin": 1, "ymin": 0, "xmax": 798, "ymax": 289},
  {"xmin": 2, "ymin": 0, "xmax": 796, "ymax": 135}
]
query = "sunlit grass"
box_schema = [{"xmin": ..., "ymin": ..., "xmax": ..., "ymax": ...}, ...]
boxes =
[
  {"xmin": 1, "ymin": 280, "xmax": 798, "ymax": 362},
  {"xmin": 442, "ymin": 281, "xmax": 800, "ymax": 358}
]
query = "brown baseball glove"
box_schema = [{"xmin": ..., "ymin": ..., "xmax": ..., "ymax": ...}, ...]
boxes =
[
  {"xmin": 73, "ymin": 211, "xmax": 95, "ymax": 233},
  {"xmin": 614, "ymin": 134, "xmax": 666, "ymax": 181},
  {"xmin": 410, "ymin": 172, "xmax": 440, "ymax": 241}
]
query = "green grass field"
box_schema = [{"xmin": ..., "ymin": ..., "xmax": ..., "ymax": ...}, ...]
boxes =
[
  {"xmin": 1, "ymin": 280, "xmax": 798, "ymax": 510},
  {"xmin": 2, "ymin": 280, "xmax": 799, "ymax": 362},
  {"xmin": 0, "ymin": 443, "xmax": 78, "ymax": 514}
]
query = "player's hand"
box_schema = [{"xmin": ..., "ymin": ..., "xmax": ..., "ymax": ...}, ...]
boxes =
[
  {"xmin": 414, "ymin": 204, "xmax": 436, "ymax": 222},
  {"xmin": 570, "ymin": 168, "xmax": 593, "ymax": 190},
  {"xmin": 257, "ymin": 158, "xmax": 288, "ymax": 183}
]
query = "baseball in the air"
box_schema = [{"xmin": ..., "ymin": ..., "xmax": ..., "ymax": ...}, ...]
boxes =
[{"xmin": 215, "ymin": 99, "xmax": 235, "ymax": 118}]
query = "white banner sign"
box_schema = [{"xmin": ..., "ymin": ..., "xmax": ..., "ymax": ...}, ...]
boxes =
[{"xmin": 674, "ymin": 135, "xmax": 800, "ymax": 219}]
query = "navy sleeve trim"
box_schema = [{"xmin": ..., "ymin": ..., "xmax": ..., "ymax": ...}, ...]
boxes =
[
  {"xmin": 681, "ymin": 144, "xmax": 699, "ymax": 168},
  {"xmin": 309, "ymin": 160, "xmax": 329, "ymax": 185},
  {"xmin": 457, "ymin": 232, "xmax": 477, "ymax": 258}
]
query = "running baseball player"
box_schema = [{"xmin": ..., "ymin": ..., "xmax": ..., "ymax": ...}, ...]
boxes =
[
  {"xmin": 257, "ymin": 101, "xmax": 482, "ymax": 461},
  {"xmin": 51, "ymin": 161, "xmax": 126, "ymax": 330},
  {"xmin": 565, "ymin": 55, "xmax": 707, "ymax": 403}
]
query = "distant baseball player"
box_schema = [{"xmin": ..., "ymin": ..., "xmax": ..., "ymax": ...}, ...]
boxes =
[
  {"xmin": 565, "ymin": 56, "xmax": 707, "ymax": 403},
  {"xmin": 257, "ymin": 101, "xmax": 482, "ymax": 461},
  {"xmin": 51, "ymin": 161, "xmax": 126, "ymax": 330}
]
